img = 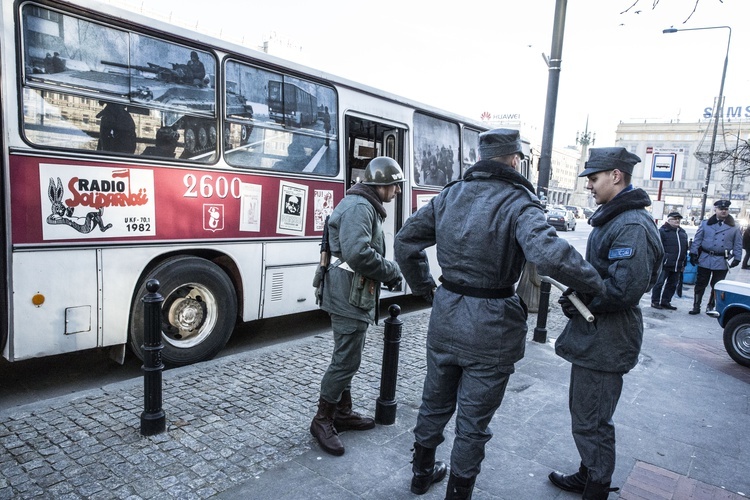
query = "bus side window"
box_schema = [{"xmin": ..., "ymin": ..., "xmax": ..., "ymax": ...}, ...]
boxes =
[{"xmin": 224, "ymin": 60, "xmax": 339, "ymax": 176}]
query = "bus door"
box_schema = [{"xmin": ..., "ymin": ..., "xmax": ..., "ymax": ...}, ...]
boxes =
[{"xmin": 344, "ymin": 114, "xmax": 405, "ymax": 293}]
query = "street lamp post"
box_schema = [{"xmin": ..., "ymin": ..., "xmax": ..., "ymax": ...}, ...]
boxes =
[{"xmin": 663, "ymin": 25, "xmax": 731, "ymax": 222}]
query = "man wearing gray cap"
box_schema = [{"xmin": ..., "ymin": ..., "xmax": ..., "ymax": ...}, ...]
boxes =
[
  {"xmin": 549, "ymin": 147, "xmax": 663, "ymax": 499},
  {"xmin": 395, "ymin": 128, "xmax": 605, "ymax": 499},
  {"xmin": 688, "ymin": 199, "xmax": 742, "ymax": 316}
]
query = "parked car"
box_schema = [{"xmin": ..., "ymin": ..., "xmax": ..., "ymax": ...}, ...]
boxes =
[
  {"xmin": 714, "ymin": 280, "xmax": 750, "ymax": 367},
  {"xmin": 564, "ymin": 205, "xmax": 582, "ymax": 218},
  {"xmin": 546, "ymin": 209, "xmax": 576, "ymax": 232},
  {"xmin": 582, "ymin": 207, "xmax": 595, "ymax": 219}
]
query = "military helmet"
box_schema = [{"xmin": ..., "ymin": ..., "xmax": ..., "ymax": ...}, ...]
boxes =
[{"xmin": 362, "ymin": 156, "xmax": 405, "ymax": 185}]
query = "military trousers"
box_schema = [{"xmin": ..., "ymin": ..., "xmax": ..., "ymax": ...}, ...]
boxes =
[
  {"xmin": 414, "ymin": 345, "xmax": 510, "ymax": 478},
  {"xmin": 569, "ymin": 364, "xmax": 624, "ymax": 484},
  {"xmin": 694, "ymin": 266, "xmax": 728, "ymax": 302},
  {"xmin": 319, "ymin": 313, "xmax": 368, "ymax": 404}
]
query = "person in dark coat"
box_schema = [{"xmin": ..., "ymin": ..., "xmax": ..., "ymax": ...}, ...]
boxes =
[
  {"xmin": 742, "ymin": 226, "xmax": 750, "ymax": 269},
  {"xmin": 310, "ymin": 157, "xmax": 403, "ymax": 457},
  {"xmin": 651, "ymin": 212, "xmax": 688, "ymax": 309},
  {"xmin": 549, "ymin": 147, "xmax": 663, "ymax": 500},
  {"xmin": 689, "ymin": 199, "xmax": 742, "ymax": 316},
  {"xmin": 395, "ymin": 129, "xmax": 605, "ymax": 499}
]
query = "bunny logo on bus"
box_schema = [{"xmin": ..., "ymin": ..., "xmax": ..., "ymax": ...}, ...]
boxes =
[{"xmin": 46, "ymin": 177, "xmax": 113, "ymax": 234}]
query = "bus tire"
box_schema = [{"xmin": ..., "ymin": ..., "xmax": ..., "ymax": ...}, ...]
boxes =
[
  {"xmin": 184, "ymin": 127, "xmax": 197, "ymax": 153},
  {"xmin": 129, "ymin": 256, "xmax": 238, "ymax": 367},
  {"xmin": 723, "ymin": 313, "xmax": 750, "ymax": 368}
]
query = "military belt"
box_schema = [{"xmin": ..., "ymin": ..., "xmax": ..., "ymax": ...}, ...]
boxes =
[
  {"xmin": 700, "ymin": 247, "xmax": 725, "ymax": 257},
  {"xmin": 439, "ymin": 276, "xmax": 515, "ymax": 299}
]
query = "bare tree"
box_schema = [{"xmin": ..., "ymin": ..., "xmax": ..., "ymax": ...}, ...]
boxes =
[{"xmin": 620, "ymin": 0, "xmax": 724, "ymax": 24}]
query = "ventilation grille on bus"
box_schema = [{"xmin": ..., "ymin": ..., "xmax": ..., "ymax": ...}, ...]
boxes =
[{"xmin": 270, "ymin": 272, "xmax": 284, "ymax": 302}]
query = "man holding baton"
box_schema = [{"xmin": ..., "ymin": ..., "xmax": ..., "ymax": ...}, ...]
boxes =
[
  {"xmin": 395, "ymin": 129, "xmax": 605, "ymax": 499},
  {"xmin": 549, "ymin": 148, "xmax": 663, "ymax": 499}
]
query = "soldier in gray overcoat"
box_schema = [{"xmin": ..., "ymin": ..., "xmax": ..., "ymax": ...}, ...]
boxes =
[
  {"xmin": 688, "ymin": 199, "xmax": 742, "ymax": 316},
  {"xmin": 395, "ymin": 129, "xmax": 605, "ymax": 499},
  {"xmin": 310, "ymin": 157, "xmax": 404, "ymax": 457},
  {"xmin": 549, "ymin": 148, "xmax": 664, "ymax": 500}
]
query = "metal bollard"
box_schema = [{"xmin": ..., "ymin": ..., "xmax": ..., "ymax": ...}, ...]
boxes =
[
  {"xmin": 375, "ymin": 304, "xmax": 402, "ymax": 425},
  {"xmin": 533, "ymin": 280, "xmax": 551, "ymax": 343},
  {"xmin": 140, "ymin": 279, "xmax": 166, "ymax": 436}
]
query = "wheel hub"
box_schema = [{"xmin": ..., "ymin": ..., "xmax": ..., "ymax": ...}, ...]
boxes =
[{"xmin": 168, "ymin": 296, "xmax": 205, "ymax": 336}]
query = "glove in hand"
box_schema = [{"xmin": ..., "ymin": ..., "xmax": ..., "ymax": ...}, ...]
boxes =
[
  {"xmin": 689, "ymin": 254, "xmax": 698, "ymax": 266},
  {"xmin": 558, "ymin": 294, "xmax": 578, "ymax": 318},
  {"xmin": 730, "ymin": 259, "xmax": 740, "ymax": 268},
  {"xmin": 385, "ymin": 276, "xmax": 403, "ymax": 291}
]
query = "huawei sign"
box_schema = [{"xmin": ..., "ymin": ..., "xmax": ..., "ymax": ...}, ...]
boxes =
[{"xmin": 480, "ymin": 111, "xmax": 492, "ymax": 121}]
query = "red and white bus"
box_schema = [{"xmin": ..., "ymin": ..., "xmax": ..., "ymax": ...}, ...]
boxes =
[{"xmin": 1, "ymin": 0, "xmax": 496, "ymax": 366}]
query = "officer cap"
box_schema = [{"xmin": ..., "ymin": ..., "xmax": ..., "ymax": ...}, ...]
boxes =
[
  {"xmin": 714, "ymin": 199, "xmax": 731, "ymax": 209},
  {"xmin": 579, "ymin": 147, "xmax": 641, "ymax": 177},
  {"xmin": 478, "ymin": 128, "xmax": 524, "ymax": 160},
  {"xmin": 667, "ymin": 212, "xmax": 683, "ymax": 219}
]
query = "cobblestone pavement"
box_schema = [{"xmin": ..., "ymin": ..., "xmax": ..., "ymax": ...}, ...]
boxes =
[{"xmin": 0, "ymin": 305, "xmax": 449, "ymax": 500}]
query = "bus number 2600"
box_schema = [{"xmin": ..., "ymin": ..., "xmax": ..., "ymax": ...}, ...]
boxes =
[{"xmin": 183, "ymin": 174, "xmax": 243, "ymax": 199}]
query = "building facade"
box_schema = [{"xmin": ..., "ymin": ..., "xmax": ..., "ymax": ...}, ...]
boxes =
[{"xmin": 615, "ymin": 119, "xmax": 749, "ymax": 223}]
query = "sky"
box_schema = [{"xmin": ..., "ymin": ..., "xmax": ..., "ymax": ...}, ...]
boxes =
[{"xmin": 113, "ymin": 0, "xmax": 750, "ymax": 149}]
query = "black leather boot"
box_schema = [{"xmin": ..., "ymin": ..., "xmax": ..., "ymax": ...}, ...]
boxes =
[
  {"xmin": 445, "ymin": 471, "xmax": 476, "ymax": 499},
  {"xmin": 583, "ymin": 479, "xmax": 619, "ymax": 499},
  {"xmin": 410, "ymin": 442, "xmax": 447, "ymax": 495},
  {"xmin": 310, "ymin": 398, "xmax": 344, "ymax": 456},
  {"xmin": 548, "ymin": 463, "xmax": 588, "ymax": 493},
  {"xmin": 706, "ymin": 294, "xmax": 719, "ymax": 317},
  {"xmin": 333, "ymin": 390, "xmax": 375, "ymax": 431},
  {"xmin": 689, "ymin": 292, "xmax": 702, "ymax": 315}
]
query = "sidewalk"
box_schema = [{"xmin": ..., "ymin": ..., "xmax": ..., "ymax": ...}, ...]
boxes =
[{"xmin": 1, "ymin": 272, "xmax": 749, "ymax": 499}]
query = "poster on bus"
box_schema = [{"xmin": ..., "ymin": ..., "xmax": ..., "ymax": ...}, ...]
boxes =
[
  {"xmin": 277, "ymin": 181, "xmax": 308, "ymax": 236},
  {"xmin": 39, "ymin": 164, "xmax": 156, "ymax": 240}
]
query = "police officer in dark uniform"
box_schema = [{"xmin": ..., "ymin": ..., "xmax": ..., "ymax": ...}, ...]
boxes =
[
  {"xmin": 549, "ymin": 148, "xmax": 663, "ymax": 500},
  {"xmin": 310, "ymin": 157, "xmax": 404, "ymax": 457},
  {"xmin": 395, "ymin": 129, "xmax": 606, "ymax": 499},
  {"xmin": 689, "ymin": 199, "xmax": 742, "ymax": 316}
]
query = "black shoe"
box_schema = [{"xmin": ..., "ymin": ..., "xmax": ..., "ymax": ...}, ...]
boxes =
[
  {"xmin": 651, "ymin": 303, "xmax": 663, "ymax": 309},
  {"xmin": 410, "ymin": 442, "xmax": 448, "ymax": 495},
  {"xmin": 549, "ymin": 464, "xmax": 588, "ymax": 494},
  {"xmin": 660, "ymin": 303, "xmax": 677, "ymax": 310}
]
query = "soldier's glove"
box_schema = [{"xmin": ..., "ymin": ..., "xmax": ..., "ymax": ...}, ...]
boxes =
[
  {"xmin": 385, "ymin": 276, "xmax": 403, "ymax": 291},
  {"xmin": 420, "ymin": 287, "xmax": 436, "ymax": 305},
  {"xmin": 730, "ymin": 259, "xmax": 741, "ymax": 268},
  {"xmin": 689, "ymin": 253, "xmax": 699, "ymax": 266},
  {"xmin": 558, "ymin": 288, "xmax": 591, "ymax": 319}
]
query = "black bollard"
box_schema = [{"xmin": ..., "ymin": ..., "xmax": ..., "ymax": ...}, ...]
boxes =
[
  {"xmin": 140, "ymin": 279, "xmax": 166, "ymax": 436},
  {"xmin": 533, "ymin": 280, "xmax": 551, "ymax": 343},
  {"xmin": 375, "ymin": 304, "xmax": 402, "ymax": 425}
]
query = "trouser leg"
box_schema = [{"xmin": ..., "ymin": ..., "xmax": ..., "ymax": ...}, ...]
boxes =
[
  {"xmin": 414, "ymin": 347, "xmax": 460, "ymax": 450},
  {"xmin": 448, "ymin": 361, "xmax": 510, "ymax": 479},
  {"xmin": 661, "ymin": 270, "xmax": 679, "ymax": 304},
  {"xmin": 650, "ymin": 269, "xmax": 667, "ymax": 304},
  {"xmin": 569, "ymin": 364, "xmax": 623, "ymax": 484},
  {"xmin": 319, "ymin": 314, "xmax": 368, "ymax": 404},
  {"xmin": 707, "ymin": 269, "xmax": 728, "ymax": 310}
]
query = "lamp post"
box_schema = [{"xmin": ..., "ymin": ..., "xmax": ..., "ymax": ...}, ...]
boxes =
[{"xmin": 662, "ymin": 25, "xmax": 731, "ymax": 222}]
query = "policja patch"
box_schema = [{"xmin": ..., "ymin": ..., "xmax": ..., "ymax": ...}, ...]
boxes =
[{"xmin": 609, "ymin": 247, "xmax": 634, "ymax": 259}]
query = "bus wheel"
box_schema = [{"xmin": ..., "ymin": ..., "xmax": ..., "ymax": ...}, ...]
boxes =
[
  {"xmin": 129, "ymin": 256, "xmax": 237, "ymax": 367},
  {"xmin": 241, "ymin": 125, "xmax": 252, "ymax": 145},
  {"xmin": 209, "ymin": 125, "xmax": 217, "ymax": 147}
]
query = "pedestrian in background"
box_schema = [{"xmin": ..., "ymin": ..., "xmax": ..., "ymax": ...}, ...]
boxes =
[
  {"xmin": 651, "ymin": 211, "xmax": 688, "ymax": 310},
  {"xmin": 741, "ymin": 225, "xmax": 750, "ymax": 269},
  {"xmin": 395, "ymin": 129, "xmax": 605, "ymax": 499},
  {"xmin": 549, "ymin": 147, "xmax": 663, "ymax": 500},
  {"xmin": 688, "ymin": 199, "xmax": 742, "ymax": 316},
  {"xmin": 310, "ymin": 157, "xmax": 404, "ymax": 456}
]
